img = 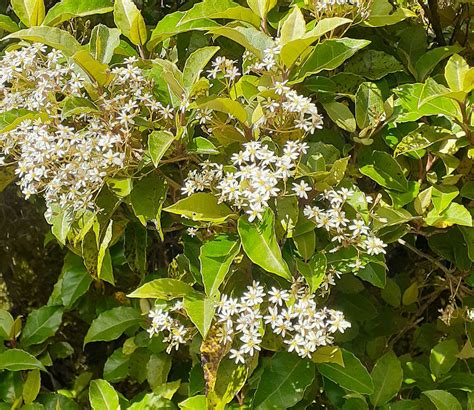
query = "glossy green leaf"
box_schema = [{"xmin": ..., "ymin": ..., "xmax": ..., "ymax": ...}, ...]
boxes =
[
  {"xmin": 163, "ymin": 193, "xmax": 235, "ymax": 223},
  {"xmin": 4, "ymin": 26, "xmax": 81, "ymax": 55},
  {"xmin": 20, "ymin": 305, "xmax": 63, "ymax": 347},
  {"xmin": 183, "ymin": 293, "xmax": 216, "ymax": 338},
  {"xmin": 89, "ymin": 379, "xmax": 119, "ymax": 410},
  {"xmin": 0, "ymin": 15, "xmax": 19, "ymax": 32},
  {"xmin": 0, "ymin": 310, "xmax": 14, "ymax": 340},
  {"xmin": 323, "ymin": 101, "xmax": 356, "ymax": 132},
  {"xmin": 318, "ymin": 349, "xmax": 374, "ymax": 394},
  {"xmin": 355, "ymin": 82, "xmax": 385, "ymax": 129},
  {"xmin": 414, "ymin": 45, "xmax": 462, "ymax": 82},
  {"xmin": 44, "ymin": 0, "xmax": 113, "ymax": 26},
  {"xmin": 430, "ymin": 339, "xmax": 459, "ymax": 379},
  {"xmin": 423, "ymin": 390, "xmax": 462, "ymax": 410},
  {"xmin": 89, "ymin": 24, "xmax": 121, "ymax": 64},
  {"xmin": 148, "ymin": 130, "xmax": 175, "ymax": 166},
  {"xmin": 280, "ymin": 6, "xmax": 305, "ymax": 45},
  {"xmin": 60, "ymin": 253, "xmax": 93, "ymax": 308},
  {"xmin": 365, "ymin": 0, "xmax": 414, "ymax": 27},
  {"xmin": 253, "ymin": 352, "xmax": 315, "ymax": 409},
  {"xmin": 183, "ymin": 46, "xmax": 220, "ymax": 89},
  {"xmin": 23, "ymin": 370, "xmax": 41, "ymax": 404},
  {"xmin": 425, "ymin": 202, "xmax": 472, "ymax": 228},
  {"xmin": 370, "ymin": 351, "xmax": 403, "ymax": 406},
  {"xmin": 84, "ymin": 307, "xmax": 141, "ymax": 345},
  {"xmin": 114, "ymin": 0, "xmax": 147, "ymax": 45},
  {"xmin": 72, "ymin": 50, "xmax": 112, "ymax": 86},
  {"xmin": 295, "ymin": 38, "xmax": 370, "ymax": 82},
  {"xmin": 0, "ymin": 349, "xmax": 46, "ymax": 372},
  {"xmin": 11, "ymin": 0, "xmax": 45, "ymax": 26},
  {"xmin": 128, "ymin": 278, "xmax": 197, "ymax": 299},
  {"xmin": 445, "ymin": 54, "xmax": 471, "ymax": 93},
  {"xmin": 360, "ymin": 151, "xmax": 408, "ymax": 192},
  {"xmin": 200, "ymin": 234, "xmax": 241, "ymax": 297},
  {"xmin": 195, "ymin": 97, "xmax": 248, "ymax": 123},
  {"xmin": 238, "ymin": 209, "xmax": 292, "ymax": 281},
  {"xmin": 346, "ymin": 49, "xmax": 404, "ymax": 80},
  {"xmin": 296, "ymin": 253, "xmax": 327, "ymax": 293}
]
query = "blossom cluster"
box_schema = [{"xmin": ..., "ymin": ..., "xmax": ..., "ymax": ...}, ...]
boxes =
[
  {"xmin": 312, "ymin": 0, "xmax": 371, "ymax": 20},
  {"xmin": 303, "ymin": 188, "xmax": 387, "ymax": 260},
  {"xmin": 207, "ymin": 56, "xmax": 241, "ymax": 82},
  {"xmin": 217, "ymin": 281, "xmax": 350, "ymax": 362},
  {"xmin": 147, "ymin": 301, "xmax": 190, "ymax": 354},
  {"xmin": 0, "ymin": 44, "xmax": 166, "ymax": 214},
  {"xmin": 182, "ymin": 140, "xmax": 309, "ymax": 221}
]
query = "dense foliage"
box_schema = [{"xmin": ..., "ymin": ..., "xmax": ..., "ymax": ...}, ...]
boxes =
[{"xmin": 0, "ymin": 0, "xmax": 473, "ymax": 408}]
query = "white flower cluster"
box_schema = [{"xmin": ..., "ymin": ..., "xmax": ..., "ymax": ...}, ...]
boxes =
[
  {"xmin": 147, "ymin": 301, "xmax": 189, "ymax": 353},
  {"xmin": 303, "ymin": 188, "xmax": 387, "ymax": 259},
  {"xmin": 0, "ymin": 45, "xmax": 163, "ymax": 214},
  {"xmin": 216, "ymin": 281, "xmax": 350, "ymax": 363},
  {"xmin": 314, "ymin": 0, "xmax": 370, "ymax": 19},
  {"xmin": 207, "ymin": 56, "xmax": 241, "ymax": 82},
  {"xmin": 182, "ymin": 140, "xmax": 309, "ymax": 221}
]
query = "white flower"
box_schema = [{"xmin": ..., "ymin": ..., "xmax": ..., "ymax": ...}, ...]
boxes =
[
  {"xmin": 187, "ymin": 227, "xmax": 198, "ymax": 237},
  {"xmin": 229, "ymin": 348, "xmax": 246, "ymax": 364},
  {"xmin": 364, "ymin": 236, "xmax": 387, "ymax": 255},
  {"xmin": 292, "ymin": 180, "xmax": 312, "ymax": 199}
]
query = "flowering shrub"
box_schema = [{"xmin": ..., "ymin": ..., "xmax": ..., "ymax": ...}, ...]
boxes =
[{"xmin": 0, "ymin": 0, "xmax": 472, "ymax": 409}]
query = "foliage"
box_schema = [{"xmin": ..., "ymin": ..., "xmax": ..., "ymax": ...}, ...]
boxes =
[{"xmin": 0, "ymin": 0, "xmax": 473, "ymax": 409}]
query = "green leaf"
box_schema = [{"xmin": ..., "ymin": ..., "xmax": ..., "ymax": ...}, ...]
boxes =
[
  {"xmin": 62, "ymin": 96, "xmax": 100, "ymax": 119},
  {"xmin": 0, "ymin": 109, "xmax": 44, "ymax": 133},
  {"xmin": 60, "ymin": 253, "xmax": 93, "ymax": 308},
  {"xmin": 195, "ymin": 97, "xmax": 248, "ymax": 123},
  {"xmin": 394, "ymin": 83, "xmax": 462, "ymax": 122},
  {"xmin": 128, "ymin": 278, "xmax": 197, "ymax": 299},
  {"xmin": 72, "ymin": 50, "xmax": 111, "ymax": 86},
  {"xmin": 148, "ymin": 130, "xmax": 175, "ymax": 166},
  {"xmin": 20, "ymin": 305, "xmax": 63, "ymax": 347},
  {"xmin": 445, "ymin": 54, "xmax": 471, "ymax": 93},
  {"xmin": 430, "ymin": 339, "xmax": 458, "ymax": 379},
  {"xmin": 130, "ymin": 173, "xmax": 167, "ymax": 234},
  {"xmin": 322, "ymin": 101, "xmax": 356, "ymax": 132},
  {"xmin": 183, "ymin": 293, "xmax": 216, "ymax": 338},
  {"xmin": 0, "ymin": 15, "xmax": 19, "ymax": 32},
  {"xmin": 183, "ymin": 46, "xmax": 220, "ymax": 89},
  {"xmin": 360, "ymin": 151, "xmax": 408, "ymax": 192},
  {"xmin": 425, "ymin": 202, "xmax": 472, "ymax": 228},
  {"xmin": 296, "ymin": 253, "xmax": 327, "ymax": 293},
  {"xmin": 311, "ymin": 346, "xmax": 344, "ymax": 366},
  {"xmin": 207, "ymin": 26, "xmax": 273, "ymax": 59},
  {"xmin": 422, "ymin": 390, "xmax": 462, "ymax": 410},
  {"xmin": 97, "ymin": 220, "xmax": 113, "ymax": 283},
  {"xmin": 0, "ymin": 309, "xmax": 14, "ymax": 340},
  {"xmin": 394, "ymin": 125, "xmax": 451, "ymax": 157},
  {"xmin": 179, "ymin": 396, "xmax": 206, "ymax": 410},
  {"xmin": 402, "ymin": 282, "xmax": 418, "ymax": 306},
  {"xmin": 370, "ymin": 351, "xmax": 403, "ymax": 406},
  {"xmin": 0, "ymin": 349, "xmax": 46, "ymax": 371},
  {"xmin": 358, "ymin": 262, "xmax": 386, "ymax": 288},
  {"xmin": 414, "ymin": 45, "xmax": 462, "ymax": 82},
  {"xmin": 23, "ymin": 370, "xmax": 41, "ymax": 404},
  {"xmin": 11, "ymin": 0, "xmax": 45, "ymax": 26},
  {"xmin": 147, "ymin": 12, "xmax": 218, "ymax": 50},
  {"xmin": 4, "ymin": 26, "xmax": 81, "ymax": 56},
  {"xmin": 365, "ymin": 0, "xmax": 415, "ymax": 27},
  {"xmin": 89, "ymin": 379, "xmax": 119, "ymax": 410},
  {"xmin": 163, "ymin": 193, "xmax": 235, "ymax": 223},
  {"xmin": 280, "ymin": 6, "xmax": 305, "ymax": 45},
  {"xmin": 355, "ymin": 82, "xmax": 385, "ymax": 129},
  {"xmin": 146, "ymin": 353, "xmax": 172, "ymax": 390},
  {"xmin": 104, "ymin": 349, "xmax": 129, "ymax": 382},
  {"xmin": 238, "ymin": 209, "xmax": 292, "ymax": 281},
  {"xmin": 431, "ymin": 185, "xmax": 459, "ymax": 213},
  {"xmin": 200, "ymin": 234, "xmax": 241, "ymax": 297},
  {"xmin": 318, "ymin": 349, "xmax": 374, "ymax": 394},
  {"xmin": 44, "ymin": 0, "xmax": 113, "ymax": 26},
  {"xmin": 89, "ymin": 24, "xmax": 121, "ymax": 64},
  {"xmin": 247, "ymin": 0, "xmax": 277, "ymax": 19},
  {"xmin": 346, "ymin": 49, "xmax": 404, "ymax": 80},
  {"xmin": 84, "ymin": 307, "xmax": 141, "ymax": 346},
  {"xmin": 280, "ymin": 17, "xmax": 351, "ymax": 67},
  {"xmin": 114, "ymin": 0, "xmax": 147, "ymax": 45},
  {"xmin": 253, "ymin": 352, "xmax": 315, "ymax": 409},
  {"xmin": 295, "ymin": 38, "xmax": 370, "ymax": 82},
  {"xmin": 181, "ymin": 0, "xmax": 260, "ymax": 27}
]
